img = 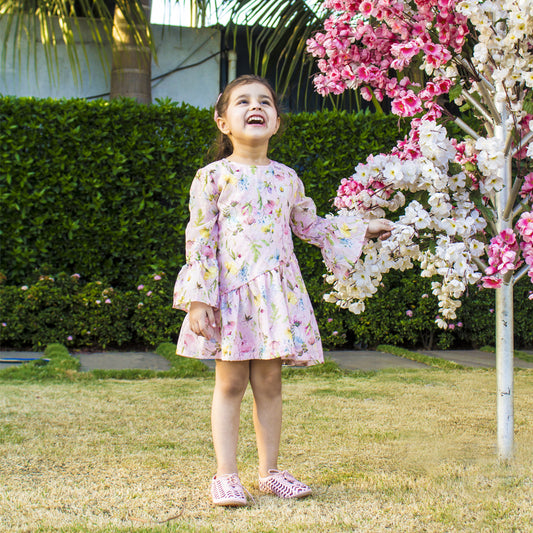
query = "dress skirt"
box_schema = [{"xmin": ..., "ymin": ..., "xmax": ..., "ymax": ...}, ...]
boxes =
[{"xmin": 177, "ymin": 259, "xmax": 324, "ymax": 367}]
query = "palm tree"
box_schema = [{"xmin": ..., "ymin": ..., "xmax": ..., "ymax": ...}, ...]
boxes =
[{"xmin": 109, "ymin": 0, "xmax": 152, "ymax": 103}]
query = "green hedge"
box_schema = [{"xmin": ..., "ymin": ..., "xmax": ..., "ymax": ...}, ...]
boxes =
[
  {"xmin": 0, "ymin": 96, "xmax": 214, "ymax": 288},
  {"xmin": 1, "ymin": 97, "xmax": 532, "ymax": 350}
]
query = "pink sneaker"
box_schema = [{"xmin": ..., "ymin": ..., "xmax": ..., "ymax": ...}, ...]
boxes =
[
  {"xmin": 258, "ymin": 469, "xmax": 312, "ymax": 499},
  {"xmin": 210, "ymin": 473, "xmax": 248, "ymax": 506}
]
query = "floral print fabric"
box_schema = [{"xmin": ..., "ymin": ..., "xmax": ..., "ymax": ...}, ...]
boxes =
[{"xmin": 173, "ymin": 159, "xmax": 368, "ymax": 366}]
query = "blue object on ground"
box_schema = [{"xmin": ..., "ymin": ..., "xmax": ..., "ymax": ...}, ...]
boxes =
[{"xmin": 0, "ymin": 357, "xmax": 51, "ymax": 364}]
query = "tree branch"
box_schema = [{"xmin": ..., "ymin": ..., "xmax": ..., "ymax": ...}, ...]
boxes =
[
  {"xmin": 461, "ymin": 89, "xmax": 494, "ymax": 134},
  {"xmin": 504, "ymin": 129, "xmax": 515, "ymax": 156},
  {"xmin": 513, "ymin": 264, "xmax": 530, "ymax": 285},
  {"xmin": 476, "ymin": 77, "xmax": 500, "ymax": 121},
  {"xmin": 472, "ymin": 256, "xmax": 488, "ymax": 273},
  {"xmin": 452, "ymin": 116, "xmax": 481, "ymax": 140},
  {"xmin": 511, "ymin": 130, "xmax": 533, "ymax": 158},
  {"xmin": 503, "ymin": 176, "xmax": 524, "ymax": 221},
  {"xmin": 513, "ymin": 198, "xmax": 530, "ymax": 220}
]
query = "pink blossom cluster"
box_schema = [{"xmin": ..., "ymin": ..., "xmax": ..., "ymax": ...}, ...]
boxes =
[
  {"xmin": 482, "ymin": 213, "xmax": 533, "ymax": 292},
  {"xmin": 334, "ymin": 175, "xmax": 392, "ymax": 210},
  {"xmin": 482, "ymin": 229, "xmax": 520, "ymax": 288},
  {"xmin": 521, "ymin": 173, "xmax": 533, "ymax": 201},
  {"xmin": 517, "ymin": 212, "xmax": 533, "ymax": 291},
  {"xmin": 307, "ymin": 0, "xmax": 468, "ymax": 117}
]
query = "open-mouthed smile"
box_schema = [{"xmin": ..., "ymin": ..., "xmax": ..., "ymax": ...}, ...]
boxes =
[{"xmin": 246, "ymin": 114, "xmax": 265, "ymax": 125}]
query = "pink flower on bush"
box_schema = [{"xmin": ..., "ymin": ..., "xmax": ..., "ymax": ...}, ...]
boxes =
[
  {"xmin": 153, "ymin": 274, "xmax": 162, "ymax": 281},
  {"xmin": 137, "ymin": 284, "xmax": 144, "ymax": 291},
  {"xmin": 105, "ymin": 298, "xmax": 112, "ymax": 304},
  {"xmin": 406, "ymin": 310, "xmax": 413, "ymax": 317},
  {"xmin": 67, "ymin": 335, "xmax": 73, "ymax": 341}
]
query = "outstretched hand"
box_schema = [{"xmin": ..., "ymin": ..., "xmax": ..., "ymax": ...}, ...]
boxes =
[
  {"xmin": 189, "ymin": 301, "xmax": 218, "ymax": 339},
  {"xmin": 365, "ymin": 219, "xmax": 394, "ymax": 240}
]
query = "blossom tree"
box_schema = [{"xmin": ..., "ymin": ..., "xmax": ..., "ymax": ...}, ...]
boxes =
[{"xmin": 307, "ymin": 0, "xmax": 533, "ymax": 459}]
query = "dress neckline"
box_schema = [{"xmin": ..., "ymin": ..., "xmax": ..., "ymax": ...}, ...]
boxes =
[{"xmin": 223, "ymin": 158, "xmax": 273, "ymax": 169}]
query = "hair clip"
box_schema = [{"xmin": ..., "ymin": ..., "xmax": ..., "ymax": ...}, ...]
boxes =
[{"xmin": 213, "ymin": 93, "xmax": 222, "ymax": 122}]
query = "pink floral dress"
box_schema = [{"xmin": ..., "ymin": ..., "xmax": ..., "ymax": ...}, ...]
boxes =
[{"xmin": 173, "ymin": 159, "xmax": 368, "ymax": 366}]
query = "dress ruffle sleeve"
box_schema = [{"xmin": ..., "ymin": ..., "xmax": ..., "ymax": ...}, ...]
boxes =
[
  {"xmin": 290, "ymin": 176, "xmax": 368, "ymax": 279},
  {"xmin": 173, "ymin": 168, "xmax": 220, "ymax": 311}
]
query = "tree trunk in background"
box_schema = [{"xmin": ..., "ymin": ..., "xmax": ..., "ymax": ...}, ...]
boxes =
[{"xmin": 110, "ymin": 0, "xmax": 152, "ymax": 104}]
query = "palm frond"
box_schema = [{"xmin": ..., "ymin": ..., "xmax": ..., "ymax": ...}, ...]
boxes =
[
  {"xmin": 1, "ymin": 0, "xmax": 154, "ymax": 86},
  {"xmin": 224, "ymin": 0, "xmax": 326, "ymax": 98}
]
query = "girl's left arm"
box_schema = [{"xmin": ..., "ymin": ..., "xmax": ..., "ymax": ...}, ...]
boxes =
[{"xmin": 290, "ymin": 176, "xmax": 369, "ymax": 279}]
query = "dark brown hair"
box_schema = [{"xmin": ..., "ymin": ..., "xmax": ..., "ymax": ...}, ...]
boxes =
[{"xmin": 209, "ymin": 75, "xmax": 281, "ymax": 161}]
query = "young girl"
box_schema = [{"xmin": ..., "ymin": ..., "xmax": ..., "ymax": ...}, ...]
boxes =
[{"xmin": 173, "ymin": 75, "xmax": 392, "ymax": 506}]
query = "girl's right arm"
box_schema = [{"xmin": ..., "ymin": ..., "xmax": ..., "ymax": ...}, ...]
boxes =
[{"xmin": 173, "ymin": 168, "xmax": 220, "ymax": 312}]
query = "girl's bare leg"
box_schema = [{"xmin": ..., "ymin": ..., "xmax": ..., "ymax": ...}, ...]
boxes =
[
  {"xmin": 249, "ymin": 358, "xmax": 282, "ymax": 477},
  {"xmin": 211, "ymin": 360, "xmax": 250, "ymax": 476}
]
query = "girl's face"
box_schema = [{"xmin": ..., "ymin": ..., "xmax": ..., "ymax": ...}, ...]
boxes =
[{"xmin": 216, "ymin": 81, "xmax": 280, "ymax": 149}]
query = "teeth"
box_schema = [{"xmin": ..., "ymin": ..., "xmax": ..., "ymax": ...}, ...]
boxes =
[{"xmin": 247, "ymin": 116, "xmax": 264, "ymax": 124}]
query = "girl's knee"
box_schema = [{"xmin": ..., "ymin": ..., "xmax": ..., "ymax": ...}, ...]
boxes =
[
  {"xmin": 215, "ymin": 363, "xmax": 249, "ymax": 398},
  {"xmin": 250, "ymin": 360, "xmax": 282, "ymax": 396},
  {"xmin": 217, "ymin": 377, "xmax": 248, "ymax": 398}
]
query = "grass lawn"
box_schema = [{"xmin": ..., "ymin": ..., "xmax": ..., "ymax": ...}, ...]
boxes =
[{"xmin": 1, "ymin": 368, "xmax": 532, "ymax": 532}]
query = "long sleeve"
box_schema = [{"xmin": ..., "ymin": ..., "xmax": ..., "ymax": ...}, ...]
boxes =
[
  {"xmin": 290, "ymin": 176, "xmax": 368, "ymax": 279},
  {"xmin": 173, "ymin": 168, "xmax": 220, "ymax": 311}
]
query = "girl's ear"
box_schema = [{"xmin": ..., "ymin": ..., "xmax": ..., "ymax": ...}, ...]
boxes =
[
  {"xmin": 273, "ymin": 115, "xmax": 281, "ymax": 136},
  {"xmin": 216, "ymin": 116, "xmax": 230, "ymax": 135}
]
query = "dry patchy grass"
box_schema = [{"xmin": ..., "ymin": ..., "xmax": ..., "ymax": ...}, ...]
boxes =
[{"xmin": 1, "ymin": 369, "xmax": 532, "ymax": 532}]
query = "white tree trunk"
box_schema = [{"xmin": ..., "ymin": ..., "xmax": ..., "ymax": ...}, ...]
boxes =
[
  {"xmin": 494, "ymin": 113, "xmax": 514, "ymax": 461},
  {"xmin": 495, "ymin": 281, "xmax": 514, "ymax": 460}
]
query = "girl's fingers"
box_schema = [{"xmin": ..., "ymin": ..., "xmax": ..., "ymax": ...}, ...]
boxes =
[{"xmin": 205, "ymin": 306, "xmax": 217, "ymax": 329}]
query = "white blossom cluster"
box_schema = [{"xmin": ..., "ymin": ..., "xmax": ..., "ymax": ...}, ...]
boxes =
[
  {"xmin": 456, "ymin": 0, "xmax": 533, "ymax": 112},
  {"xmin": 325, "ymin": 122, "xmax": 487, "ymax": 326}
]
